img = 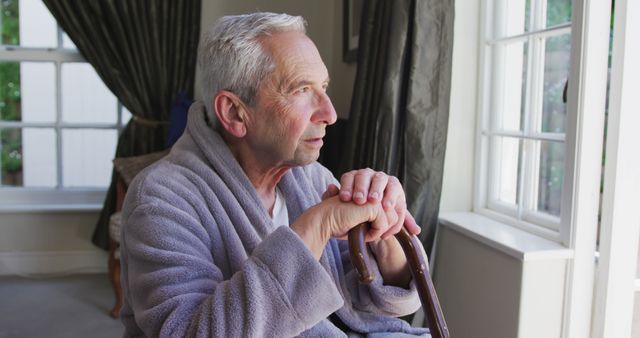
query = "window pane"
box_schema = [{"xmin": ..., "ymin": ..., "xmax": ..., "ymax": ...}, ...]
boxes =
[
  {"xmin": 546, "ymin": 0, "xmax": 572, "ymax": 27},
  {"xmin": 62, "ymin": 32, "xmax": 77, "ymax": 50},
  {"xmin": 536, "ymin": 141, "xmax": 564, "ymax": 216},
  {"xmin": 524, "ymin": 0, "xmax": 532, "ymax": 32},
  {"xmin": 21, "ymin": 62, "xmax": 56, "ymax": 123},
  {"xmin": 541, "ymin": 34, "xmax": 571, "ymax": 133},
  {"xmin": 22, "ymin": 128, "xmax": 57, "ymax": 187},
  {"xmin": 493, "ymin": 136, "xmax": 521, "ymax": 205},
  {"xmin": 62, "ymin": 63, "xmax": 117, "ymax": 124},
  {"xmin": 62, "ymin": 129, "xmax": 117, "ymax": 187},
  {"xmin": 121, "ymin": 105, "xmax": 132, "ymax": 126},
  {"xmin": 494, "ymin": 41, "xmax": 528, "ymax": 131},
  {"xmin": 0, "ymin": 128, "xmax": 22, "ymax": 186},
  {"xmin": 1, "ymin": 0, "xmax": 20, "ymax": 45},
  {"xmin": 18, "ymin": 0, "xmax": 57, "ymax": 48},
  {"xmin": 0, "ymin": 62, "xmax": 22, "ymax": 121}
]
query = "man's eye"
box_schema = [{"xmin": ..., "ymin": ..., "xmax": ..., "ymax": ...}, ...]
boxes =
[{"xmin": 296, "ymin": 86, "xmax": 310, "ymax": 94}]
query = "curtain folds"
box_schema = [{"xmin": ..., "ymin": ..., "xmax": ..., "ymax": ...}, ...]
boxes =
[
  {"xmin": 42, "ymin": 0, "xmax": 202, "ymax": 250},
  {"xmin": 341, "ymin": 0, "xmax": 454, "ymax": 254}
]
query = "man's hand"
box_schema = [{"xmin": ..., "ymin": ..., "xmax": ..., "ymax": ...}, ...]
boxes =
[
  {"xmin": 290, "ymin": 195, "xmax": 389, "ymax": 260},
  {"xmin": 337, "ymin": 169, "xmax": 420, "ymax": 239},
  {"xmin": 335, "ymin": 169, "xmax": 422, "ymax": 287}
]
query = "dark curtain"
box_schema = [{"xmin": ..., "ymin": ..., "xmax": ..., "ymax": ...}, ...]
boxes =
[
  {"xmin": 42, "ymin": 0, "xmax": 202, "ymax": 250},
  {"xmin": 341, "ymin": 0, "xmax": 454, "ymax": 255}
]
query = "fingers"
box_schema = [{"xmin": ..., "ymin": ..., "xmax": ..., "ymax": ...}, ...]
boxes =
[
  {"xmin": 318, "ymin": 195, "xmax": 382, "ymax": 239},
  {"xmin": 322, "ymin": 184, "xmax": 339, "ymax": 200},
  {"xmin": 339, "ymin": 171, "xmax": 356, "ymax": 202},
  {"xmin": 351, "ymin": 170, "xmax": 372, "ymax": 204},
  {"xmin": 333, "ymin": 169, "xmax": 416, "ymax": 242},
  {"xmin": 340, "ymin": 169, "xmax": 376, "ymax": 204},
  {"xmin": 381, "ymin": 176, "xmax": 403, "ymax": 211},
  {"xmin": 378, "ymin": 198, "xmax": 404, "ymax": 240},
  {"xmin": 403, "ymin": 211, "xmax": 422, "ymax": 235},
  {"xmin": 380, "ymin": 200, "xmax": 406, "ymax": 240},
  {"xmin": 339, "ymin": 169, "xmax": 405, "ymax": 212},
  {"xmin": 367, "ymin": 171, "xmax": 389, "ymax": 203},
  {"xmin": 336, "ymin": 168, "xmax": 410, "ymax": 241},
  {"xmin": 339, "ymin": 169, "xmax": 390, "ymax": 205},
  {"xmin": 325, "ymin": 198, "xmax": 420, "ymax": 242},
  {"xmin": 363, "ymin": 204, "xmax": 390, "ymax": 241}
]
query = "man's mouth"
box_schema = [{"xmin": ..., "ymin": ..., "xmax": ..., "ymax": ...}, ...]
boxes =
[{"xmin": 304, "ymin": 136, "xmax": 324, "ymax": 147}]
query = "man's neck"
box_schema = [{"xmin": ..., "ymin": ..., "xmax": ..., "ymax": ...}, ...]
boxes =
[{"xmin": 223, "ymin": 134, "xmax": 290, "ymax": 214}]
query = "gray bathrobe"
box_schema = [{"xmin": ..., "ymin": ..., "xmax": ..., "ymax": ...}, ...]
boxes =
[{"xmin": 119, "ymin": 101, "xmax": 429, "ymax": 337}]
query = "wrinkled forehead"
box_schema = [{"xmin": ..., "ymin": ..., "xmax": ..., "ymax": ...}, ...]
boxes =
[{"xmin": 260, "ymin": 31, "xmax": 329, "ymax": 87}]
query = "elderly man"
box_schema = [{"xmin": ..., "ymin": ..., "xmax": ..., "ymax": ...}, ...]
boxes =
[{"xmin": 119, "ymin": 12, "xmax": 429, "ymax": 337}]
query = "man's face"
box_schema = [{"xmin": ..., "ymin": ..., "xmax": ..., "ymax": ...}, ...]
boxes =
[{"xmin": 243, "ymin": 31, "xmax": 337, "ymax": 168}]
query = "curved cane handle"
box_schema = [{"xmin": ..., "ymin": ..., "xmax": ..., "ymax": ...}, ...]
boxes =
[{"xmin": 347, "ymin": 224, "xmax": 449, "ymax": 338}]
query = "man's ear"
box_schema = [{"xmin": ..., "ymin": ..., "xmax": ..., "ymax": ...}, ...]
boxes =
[{"xmin": 213, "ymin": 91, "xmax": 247, "ymax": 138}]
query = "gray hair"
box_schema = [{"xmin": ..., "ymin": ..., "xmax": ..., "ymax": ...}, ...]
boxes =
[{"xmin": 197, "ymin": 12, "xmax": 307, "ymax": 125}]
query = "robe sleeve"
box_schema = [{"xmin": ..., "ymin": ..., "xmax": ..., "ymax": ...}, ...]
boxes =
[{"xmin": 120, "ymin": 189, "xmax": 344, "ymax": 338}]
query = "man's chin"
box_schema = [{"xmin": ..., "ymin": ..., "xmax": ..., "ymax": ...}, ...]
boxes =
[{"xmin": 293, "ymin": 150, "xmax": 320, "ymax": 166}]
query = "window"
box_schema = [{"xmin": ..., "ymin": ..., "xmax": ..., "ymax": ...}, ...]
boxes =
[
  {"xmin": 0, "ymin": 0, "xmax": 130, "ymax": 210},
  {"xmin": 476, "ymin": 0, "xmax": 572, "ymax": 238},
  {"xmin": 472, "ymin": 0, "xmax": 616, "ymax": 335}
]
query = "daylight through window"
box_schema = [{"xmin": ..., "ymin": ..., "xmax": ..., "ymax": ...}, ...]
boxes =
[
  {"xmin": 478, "ymin": 0, "xmax": 572, "ymax": 232},
  {"xmin": 0, "ymin": 0, "xmax": 130, "ymax": 191}
]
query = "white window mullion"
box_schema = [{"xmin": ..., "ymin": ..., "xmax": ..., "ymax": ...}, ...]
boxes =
[
  {"xmin": 517, "ymin": 31, "xmax": 532, "ymax": 218},
  {"xmin": 474, "ymin": 0, "xmax": 494, "ymax": 213},
  {"xmin": 516, "ymin": 137, "xmax": 526, "ymax": 219},
  {"xmin": 117, "ymin": 102, "xmax": 123, "ymax": 131},
  {"xmin": 520, "ymin": 33, "xmax": 534, "ymax": 218},
  {"xmin": 489, "ymin": 23, "xmax": 571, "ymax": 45},
  {"xmin": 538, "ymin": 0, "xmax": 549, "ymax": 29},
  {"xmin": 487, "ymin": 135, "xmax": 501, "ymax": 207},
  {"xmin": 527, "ymin": 42, "xmax": 546, "ymax": 217},
  {"xmin": 0, "ymin": 48, "xmax": 84, "ymax": 63},
  {"xmin": 55, "ymin": 60, "xmax": 63, "ymax": 189},
  {"xmin": 0, "ymin": 121, "xmax": 121, "ymax": 129},
  {"xmin": 483, "ymin": 130, "xmax": 565, "ymax": 142},
  {"xmin": 487, "ymin": 35, "xmax": 505, "ymax": 207},
  {"xmin": 57, "ymin": 26, "xmax": 63, "ymax": 49}
]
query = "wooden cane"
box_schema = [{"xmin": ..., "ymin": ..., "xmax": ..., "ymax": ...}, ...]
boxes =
[{"xmin": 348, "ymin": 223, "xmax": 449, "ymax": 338}]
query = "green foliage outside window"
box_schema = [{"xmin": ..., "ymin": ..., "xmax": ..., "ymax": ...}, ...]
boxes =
[{"xmin": 0, "ymin": 0, "xmax": 22, "ymax": 185}]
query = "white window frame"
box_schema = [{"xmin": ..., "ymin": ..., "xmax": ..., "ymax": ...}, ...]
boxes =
[
  {"xmin": 476, "ymin": 0, "xmax": 614, "ymax": 337},
  {"xmin": 0, "ymin": 27, "xmax": 127, "ymax": 211},
  {"xmin": 590, "ymin": 0, "xmax": 640, "ymax": 336},
  {"xmin": 475, "ymin": 0, "xmax": 587, "ymax": 244}
]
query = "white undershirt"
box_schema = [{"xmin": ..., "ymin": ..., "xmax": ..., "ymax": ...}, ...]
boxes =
[{"xmin": 271, "ymin": 187, "xmax": 289, "ymax": 227}]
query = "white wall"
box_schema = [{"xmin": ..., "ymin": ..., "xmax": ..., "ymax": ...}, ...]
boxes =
[
  {"xmin": 435, "ymin": 214, "xmax": 570, "ymax": 338},
  {"xmin": 0, "ymin": 211, "xmax": 105, "ymax": 275},
  {"xmin": 439, "ymin": 0, "xmax": 481, "ymax": 213}
]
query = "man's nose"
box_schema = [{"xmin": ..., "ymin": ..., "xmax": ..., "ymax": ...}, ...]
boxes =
[{"xmin": 313, "ymin": 92, "xmax": 338, "ymax": 125}]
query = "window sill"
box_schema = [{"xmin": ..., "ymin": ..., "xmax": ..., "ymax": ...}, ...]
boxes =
[
  {"xmin": 0, "ymin": 204, "xmax": 103, "ymax": 213},
  {"xmin": 439, "ymin": 212, "xmax": 573, "ymax": 261},
  {"xmin": 0, "ymin": 188, "xmax": 106, "ymax": 213}
]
